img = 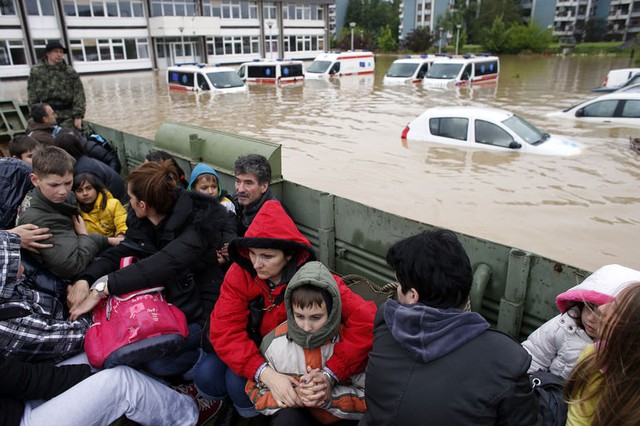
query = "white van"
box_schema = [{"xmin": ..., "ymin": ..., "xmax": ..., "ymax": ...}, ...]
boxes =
[
  {"xmin": 383, "ymin": 55, "xmax": 437, "ymax": 84},
  {"xmin": 423, "ymin": 54, "xmax": 499, "ymax": 88},
  {"xmin": 305, "ymin": 51, "xmax": 375, "ymax": 79},
  {"xmin": 236, "ymin": 60, "xmax": 305, "ymax": 84},
  {"xmin": 167, "ymin": 64, "xmax": 246, "ymax": 93},
  {"xmin": 597, "ymin": 68, "xmax": 640, "ymax": 89}
]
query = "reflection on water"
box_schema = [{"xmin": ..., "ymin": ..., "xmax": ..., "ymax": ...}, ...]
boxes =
[{"xmin": 3, "ymin": 55, "xmax": 639, "ymax": 271}]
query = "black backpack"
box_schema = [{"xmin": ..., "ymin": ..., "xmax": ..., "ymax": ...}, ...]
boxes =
[{"xmin": 530, "ymin": 370, "xmax": 568, "ymax": 426}]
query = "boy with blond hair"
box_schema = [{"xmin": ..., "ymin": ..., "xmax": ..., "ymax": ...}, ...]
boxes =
[{"xmin": 16, "ymin": 146, "xmax": 109, "ymax": 279}]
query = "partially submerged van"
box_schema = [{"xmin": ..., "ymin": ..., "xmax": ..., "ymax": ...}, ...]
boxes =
[
  {"xmin": 423, "ymin": 54, "xmax": 499, "ymax": 88},
  {"xmin": 305, "ymin": 51, "xmax": 375, "ymax": 79},
  {"xmin": 167, "ymin": 64, "xmax": 246, "ymax": 93},
  {"xmin": 236, "ymin": 60, "xmax": 305, "ymax": 84},
  {"xmin": 593, "ymin": 68, "xmax": 640, "ymax": 91},
  {"xmin": 383, "ymin": 55, "xmax": 437, "ymax": 84}
]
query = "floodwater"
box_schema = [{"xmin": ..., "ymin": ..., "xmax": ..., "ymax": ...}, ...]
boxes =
[{"xmin": 3, "ymin": 54, "xmax": 639, "ymax": 272}]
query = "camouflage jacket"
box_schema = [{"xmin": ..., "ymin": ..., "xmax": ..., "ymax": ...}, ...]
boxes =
[{"xmin": 27, "ymin": 60, "xmax": 86, "ymax": 121}]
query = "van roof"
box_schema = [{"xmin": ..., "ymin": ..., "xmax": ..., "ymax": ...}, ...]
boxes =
[
  {"xmin": 313, "ymin": 50, "xmax": 374, "ymax": 61},
  {"xmin": 239, "ymin": 60, "xmax": 304, "ymax": 66},
  {"xmin": 167, "ymin": 64, "xmax": 236, "ymax": 73},
  {"xmin": 392, "ymin": 55, "xmax": 438, "ymax": 64},
  {"xmin": 431, "ymin": 54, "xmax": 499, "ymax": 64}
]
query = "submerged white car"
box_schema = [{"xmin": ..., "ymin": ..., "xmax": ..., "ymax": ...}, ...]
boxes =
[
  {"xmin": 402, "ymin": 107, "xmax": 582, "ymax": 156},
  {"xmin": 548, "ymin": 92, "xmax": 640, "ymax": 126}
]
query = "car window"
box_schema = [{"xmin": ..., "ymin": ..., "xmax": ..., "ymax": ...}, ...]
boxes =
[
  {"xmin": 475, "ymin": 120, "xmax": 513, "ymax": 147},
  {"xmin": 429, "ymin": 117, "xmax": 468, "ymax": 141},
  {"xmin": 197, "ymin": 74, "xmax": 209, "ymax": 90},
  {"xmin": 621, "ymin": 100, "xmax": 640, "ymax": 118},
  {"xmin": 581, "ymin": 100, "xmax": 618, "ymax": 117},
  {"xmin": 417, "ymin": 63, "xmax": 430, "ymax": 79}
]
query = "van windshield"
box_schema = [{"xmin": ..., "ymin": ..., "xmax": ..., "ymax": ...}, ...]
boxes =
[
  {"xmin": 207, "ymin": 71, "xmax": 245, "ymax": 88},
  {"xmin": 386, "ymin": 63, "xmax": 419, "ymax": 78},
  {"xmin": 426, "ymin": 63, "xmax": 463, "ymax": 79},
  {"xmin": 307, "ymin": 61, "xmax": 331, "ymax": 73},
  {"xmin": 503, "ymin": 115, "xmax": 545, "ymax": 145}
]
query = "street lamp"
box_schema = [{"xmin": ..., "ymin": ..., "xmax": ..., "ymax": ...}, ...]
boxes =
[
  {"xmin": 438, "ymin": 26, "xmax": 443, "ymax": 54},
  {"xmin": 455, "ymin": 24, "xmax": 462, "ymax": 55},
  {"xmin": 267, "ymin": 21, "xmax": 274, "ymax": 59},
  {"xmin": 349, "ymin": 22, "xmax": 356, "ymax": 51}
]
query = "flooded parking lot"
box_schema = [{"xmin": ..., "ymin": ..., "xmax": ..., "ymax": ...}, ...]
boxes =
[{"xmin": 3, "ymin": 54, "xmax": 639, "ymax": 271}]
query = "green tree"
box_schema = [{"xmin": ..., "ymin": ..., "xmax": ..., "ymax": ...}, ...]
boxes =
[
  {"xmin": 505, "ymin": 23, "xmax": 553, "ymax": 53},
  {"xmin": 378, "ymin": 25, "xmax": 398, "ymax": 52},
  {"xmin": 481, "ymin": 17, "xmax": 510, "ymax": 53},
  {"xmin": 474, "ymin": 0, "xmax": 522, "ymax": 42},
  {"xmin": 583, "ymin": 18, "xmax": 608, "ymax": 42},
  {"xmin": 403, "ymin": 26, "xmax": 433, "ymax": 53},
  {"xmin": 345, "ymin": 0, "xmax": 400, "ymax": 48}
]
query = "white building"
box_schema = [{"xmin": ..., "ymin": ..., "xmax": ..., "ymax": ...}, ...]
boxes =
[{"xmin": 0, "ymin": 0, "xmax": 333, "ymax": 78}]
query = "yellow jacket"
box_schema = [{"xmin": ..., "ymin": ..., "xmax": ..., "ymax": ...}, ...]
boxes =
[
  {"xmin": 78, "ymin": 192, "xmax": 127, "ymax": 237},
  {"xmin": 566, "ymin": 345, "xmax": 599, "ymax": 426}
]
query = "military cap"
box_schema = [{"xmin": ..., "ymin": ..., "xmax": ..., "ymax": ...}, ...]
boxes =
[{"xmin": 45, "ymin": 40, "xmax": 67, "ymax": 53}]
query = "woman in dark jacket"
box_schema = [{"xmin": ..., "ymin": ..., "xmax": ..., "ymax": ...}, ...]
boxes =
[
  {"xmin": 68, "ymin": 159, "xmax": 231, "ymax": 377},
  {"xmin": 55, "ymin": 130, "xmax": 127, "ymax": 203}
]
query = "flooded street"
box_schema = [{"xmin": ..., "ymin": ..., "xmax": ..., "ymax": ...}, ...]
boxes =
[{"xmin": 3, "ymin": 54, "xmax": 639, "ymax": 271}]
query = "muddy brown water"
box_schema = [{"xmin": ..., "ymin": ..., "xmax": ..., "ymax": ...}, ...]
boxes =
[{"xmin": 3, "ymin": 54, "xmax": 639, "ymax": 272}]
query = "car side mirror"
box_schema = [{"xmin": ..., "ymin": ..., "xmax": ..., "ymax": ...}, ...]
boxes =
[{"xmin": 508, "ymin": 141, "xmax": 522, "ymax": 149}]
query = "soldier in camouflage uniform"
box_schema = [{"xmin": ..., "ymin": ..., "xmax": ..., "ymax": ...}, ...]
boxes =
[{"xmin": 27, "ymin": 41, "xmax": 85, "ymax": 130}]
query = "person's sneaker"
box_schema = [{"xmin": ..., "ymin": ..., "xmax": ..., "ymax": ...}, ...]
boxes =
[{"xmin": 172, "ymin": 382, "xmax": 223, "ymax": 426}]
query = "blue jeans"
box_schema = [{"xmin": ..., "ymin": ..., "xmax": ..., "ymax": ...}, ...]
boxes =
[
  {"xmin": 21, "ymin": 365, "xmax": 198, "ymax": 426},
  {"xmin": 144, "ymin": 323, "xmax": 203, "ymax": 378},
  {"xmin": 194, "ymin": 351, "xmax": 259, "ymax": 418}
]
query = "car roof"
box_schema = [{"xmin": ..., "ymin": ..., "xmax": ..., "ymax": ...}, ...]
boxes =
[
  {"xmin": 594, "ymin": 92, "xmax": 640, "ymax": 100},
  {"xmin": 421, "ymin": 106, "xmax": 513, "ymax": 121}
]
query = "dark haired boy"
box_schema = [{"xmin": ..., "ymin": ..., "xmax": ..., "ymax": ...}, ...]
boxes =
[
  {"xmin": 360, "ymin": 230, "xmax": 538, "ymax": 426},
  {"xmin": 9, "ymin": 135, "xmax": 38, "ymax": 165},
  {"xmin": 15, "ymin": 146, "xmax": 108, "ymax": 279},
  {"xmin": 246, "ymin": 261, "xmax": 366, "ymax": 425}
]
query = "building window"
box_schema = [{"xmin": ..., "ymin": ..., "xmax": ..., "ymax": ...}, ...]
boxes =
[
  {"xmin": 207, "ymin": 35, "xmax": 259, "ymax": 55},
  {"xmin": 0, "ymin": 40, "xmax": 27, "ymax": 66},
  {"xmin": 150, "ymin": 0, "xmax": 196, "ymax": 17},
  {"xmin": 69, "ymin": 37, "xmax": 149, "ymax": 61},
  {"xmin": 263, "ymin": 2, "xmax": 275, "ymax": 19},
  {"xmin": 63, "ymin": 0, "xmax": 143, "ymax": 16},
  {"xmin": 0, "ymin": 0, "xmax": 17, "ymax": 15},
  {"xmin": 26, "ymin": 0, "xmax": 55, "ymax": 16},
  {"xmin": 203, "ymin": 0, "xmax": 220, "ymax": 16}
]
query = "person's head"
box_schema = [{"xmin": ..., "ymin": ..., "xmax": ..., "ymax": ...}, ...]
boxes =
[
  {"xmin": 30, "ymin": 103, "xmax": 57, "ymax": 126},
  {"xmin": 285, "ymin": 261, "xmax": 342, "ymax": 349},
  {"xmin": 229, "ymin": 201, "xmax": 316, "ymax": 284},
  {"xmin": 566, "ymin": 302, "xmax": 601, "ymax": 338},
  {"xmin": 248, "ymin": 247, "xmax": 293, "ymax": 285},
  {"xmin": 55, "ymin": 131, "xmax": 86, "ymax": 160},
  {"xmin": 145, "ymin": 150, "xmax": 186, "ymax": 187},
  {"xmin": 564, "ymin": 283, "xmax": 640, "ymax": 426},
  {"xmin": 556, "ymin": 264, "xmax": 640, "ymax": 339},
  {"xmin": 386, "ymin": 229, "xmax": 472, "ymax": 309},
  {"xmin": 127, "ymin": 159, "xmax": 180, "ymax": 218},
  {"xmin": 73, "ymin": 173, "xmax": 107, "ymax": 210},
  {"xmin": 234, "ymin": 154, "xmax": 271, "ymax": 207},
  {"xmin": 290, "ymin": 285, "xmax": 331, "ymax": 333},
  {"xmin": 9, "ymin": 135, "xmax": 38, "ymax": 165},
  {"xmin": 188, "ymin": 163, "xmax": 222, "ymax": 198},
  {"xmin": 30, "ymin": 146, "xmax": 75, "ymax": 204},
  {"xmin": 44, "ymin": 40, "xmax": 66, "ymax": 65}
]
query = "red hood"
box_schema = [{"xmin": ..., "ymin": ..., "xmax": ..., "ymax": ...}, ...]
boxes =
[{"xmin": 229, "ymin": 200, "xmax": 315, "ymax": 273}]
